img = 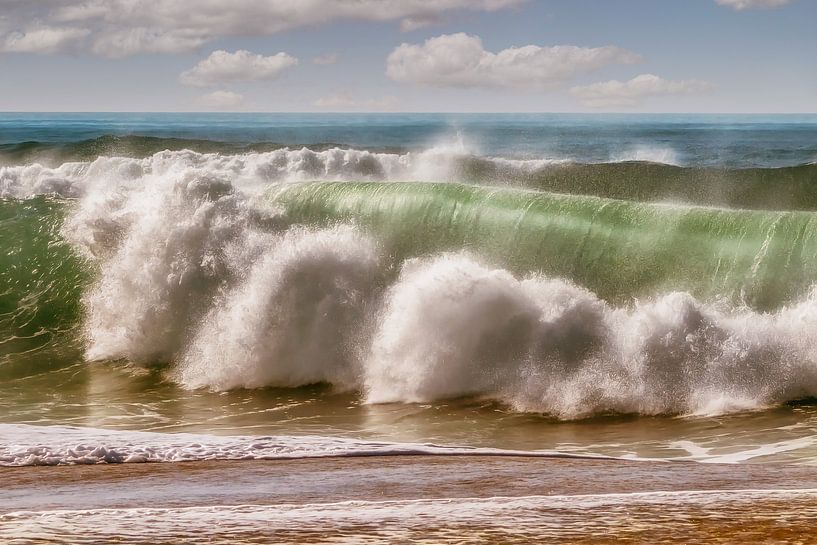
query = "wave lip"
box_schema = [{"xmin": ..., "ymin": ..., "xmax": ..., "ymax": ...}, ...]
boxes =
[{"xmin": 268, "ymin": 180, "xmax": 817, "ymax": 309}]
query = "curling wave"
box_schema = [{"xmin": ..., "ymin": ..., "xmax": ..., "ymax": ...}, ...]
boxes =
[
  {"xmin": 4, "ymin": 152, "xmax": 817, "ymax": 418},
  {"xmin": 269, "ymin": 181, "xmax": 817, "ymax": 309}
]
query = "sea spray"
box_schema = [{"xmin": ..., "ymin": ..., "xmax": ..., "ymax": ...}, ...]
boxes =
[
  {"xmin": 5, "ymin": 155, "xmax": 817, "ymax": 418},
  {"xmin": 1, "ymin": 146, "xmax": 551, "ymax": 200},
  {"xmin": 362, "ymin": 254, "xmax": 817, "ymax": 418},
  {"xmin": 177, "ymin": 226, "xmax": 379, "ymax": 390},
  {"xmin": 67, "ymin": 171, "xmax": 282, "ymax": 363},
  {"xmin": 364, "ymin": 254, "xmax": 606, "ymax": 405}
]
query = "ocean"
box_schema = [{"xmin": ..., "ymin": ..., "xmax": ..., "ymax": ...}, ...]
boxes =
[{"xmin": 2, "ymin": 113, "xmax": 817, "ymax": 541}]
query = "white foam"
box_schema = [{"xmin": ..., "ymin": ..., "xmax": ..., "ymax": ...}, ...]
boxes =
[
  {"xmin": 364, "ymin": 255, "xmax": 606, "ymax": 405},
  {"xmin": 669, "ymin": 437, "xmax": 817, "ymax": 464},
  {"xmin": 0, "ymin": 146, "xmax": 563, "ymax": 200},
  {"xmin": 361, "ymin": 254, "xmax": 817, "ymax": 419},
  {"xmin": 0, "ymin": 424, "xmax": 590, "ymax": 467},
  {"xmin": 176, "ymin": 226, "xmax": 379, "ymax": 390}
]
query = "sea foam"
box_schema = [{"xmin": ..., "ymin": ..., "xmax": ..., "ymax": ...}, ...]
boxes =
[
  {"xmin": 0, "ymin": 146, "xmax": 566, "ymax": 200},
  {"xmin": 0, "ymin": 424, "xmax": 581, "ymax": 466}
]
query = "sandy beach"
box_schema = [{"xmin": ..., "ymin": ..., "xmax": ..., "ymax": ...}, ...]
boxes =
[{"xmin": 3, "ymin": 456, "xmax": 817, "ymax": 543}]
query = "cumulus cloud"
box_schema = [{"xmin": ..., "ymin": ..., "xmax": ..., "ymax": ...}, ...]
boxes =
[
  {"xmin": 0, "ymin": 0, "xmax": 525, "ymax": 57},
  {"xmin": 386, "ymin": 33, "xmax": 641, "ymax": 89},
  {"xmin": 180, "ymin": 50, "xmax": 298, "ymax": 86},
  {"xmin": 312, "ymin": 52, "xmax": 338, "ymax": 65},
  {"xmin": 570, "ymin": 74, "xmax": 714, "ymax": 108},
  {"xmin": 314, "ymin": 92, "xmax": 399, "ymax": 111},
  {"xmin": 196, "ymin": 90, "xmax": 245, "ymax": 110},
  {"xmin": 0, "ymin": 26, "xmax": 90, "ymax": 54},
  {"xmin": 716, "ymin": 0, "xmax": 792, "ymax": 9}
]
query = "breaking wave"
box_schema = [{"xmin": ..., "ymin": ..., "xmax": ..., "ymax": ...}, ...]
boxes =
[
  {"xmin": 3, "ymin": 144, "xmax": 817, "ymax": 210},
  {"xmin": 4, "ymin": 149, "xmax": 817, "ymax": 419}
]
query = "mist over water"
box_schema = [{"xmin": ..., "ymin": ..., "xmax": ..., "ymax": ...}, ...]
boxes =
[{"xmin": 3, "ymin": 114, "xmax": 817, "ymax": 464}]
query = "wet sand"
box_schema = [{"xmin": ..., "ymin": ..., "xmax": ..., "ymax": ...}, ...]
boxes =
[
  {"xmin": 2, "ymin": 456, "xmax": 817, "ymax": 543},
  {"xmin": 4, "ymin": 455, "xmax": 817, "ymax": 512}
]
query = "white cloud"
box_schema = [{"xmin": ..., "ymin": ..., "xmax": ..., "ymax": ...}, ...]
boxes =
[
  {"xmin": 386, "ymin": 33, "xmax": 641, "ymax": 89},
  {"xmin": 0, "ymin": 26, "xmax": 90, "ymax": 54},
  {"xmin": 0, "ymin": 0, "xmax": 525, "ymax": 57},
  {"xmin": 196, "ymin": 90, "xmax": 245, "ymax": 110},
  {"xmin": 314, "ymin": 92, "xmax": 399, "ymax": 111},
  {"xmin": 570, "ymin": 74, "xmax": 714, "ymax": 108},
  {"xmin": 716, "ymin": 0, "xmax": 792, "ymax": 9},
  {"xmin": 180, "ymin": 50, "xmax": 298, "ymax": 86},
  {"xmin": 312, "ymin": 52, "xmax": 338, "ymax": 65},
  {"xmin": 90, "ymin": 28, "xmax": 208, "ymax": 57},
  {"xmin": 399, "ymin": 16, "xmax": 442, "ymax": 32}
]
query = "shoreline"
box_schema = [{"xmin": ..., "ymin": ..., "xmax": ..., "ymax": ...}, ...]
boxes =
[
  {"xmin": 3, "ymin": 456, "xmax": 817, "ymax": 543},
  {"xmin": 4, "ymin": 455, "xmax": 817, "ymax": 512}
]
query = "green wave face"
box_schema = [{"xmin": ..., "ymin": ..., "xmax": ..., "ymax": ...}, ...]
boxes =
[
  {"xmin": 268, "ymin": 181, "xmax": 817, "ymax": 310},
  {"xmin": 0, "ymin": 198, "xmax": 87, "ymax": 379}
]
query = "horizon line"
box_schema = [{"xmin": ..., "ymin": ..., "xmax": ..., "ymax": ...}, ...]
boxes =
[{"xmin": 1, "ymin": 111, "xmax": 816, "ymax": 116}]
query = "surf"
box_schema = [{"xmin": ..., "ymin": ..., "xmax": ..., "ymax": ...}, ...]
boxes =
[{"xmin": 5, "ymin": 148, "xmax": 817, "ymax": 420}]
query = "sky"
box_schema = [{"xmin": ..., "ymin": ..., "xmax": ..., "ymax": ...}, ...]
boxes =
[{"xmin": 0, "ymin": 0, "xmax": 814, "ymax": 112}]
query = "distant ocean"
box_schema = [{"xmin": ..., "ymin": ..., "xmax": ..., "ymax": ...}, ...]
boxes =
[{"xmin": 2, "ymin": 112, "xmax": 817, "ymax": 470}]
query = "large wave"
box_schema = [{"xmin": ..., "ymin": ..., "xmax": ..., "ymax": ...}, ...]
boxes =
[{"xmin": 4, "ymin": 149, "xmax": 817, "ymax": 418}]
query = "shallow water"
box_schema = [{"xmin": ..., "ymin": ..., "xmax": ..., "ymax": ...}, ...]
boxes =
[{"xmin": 3, "ymin": 361, "xmax": 817, "ymax": 464}]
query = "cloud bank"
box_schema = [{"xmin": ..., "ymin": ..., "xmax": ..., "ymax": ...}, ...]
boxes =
[
  {"xmin": 0, "ymin": 26, "xmax": 90, "ymax": 54},
  {"xmin": 180, "ymin": 50, "xmax": 298, "ymax": 86},
  {"xmin": 196, "ymin": 90, "xmax": 245, "ymax": 110},
  {"xmin": 0, "ymin": 0, "xmax": 525, "ymax": 57},
  {"xmin": 386, "ymin": 33, "xmax": 641, "ymax": 89},
  {"xmin": 312, "ymin": 52, "xmax": 339, "ymax": 66},
  {"xmin": 570, "ymin": 74, "xmax": 714, "ymax": 108},
  {"xmin": 715, "ymin": 0, "xmax": 792, "ymax": 10}
]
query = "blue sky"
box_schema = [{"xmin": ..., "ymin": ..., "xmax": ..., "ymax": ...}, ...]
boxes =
[{"xmin": 0, "ymin": 0, "xmax": 814, "ymax": 112}]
